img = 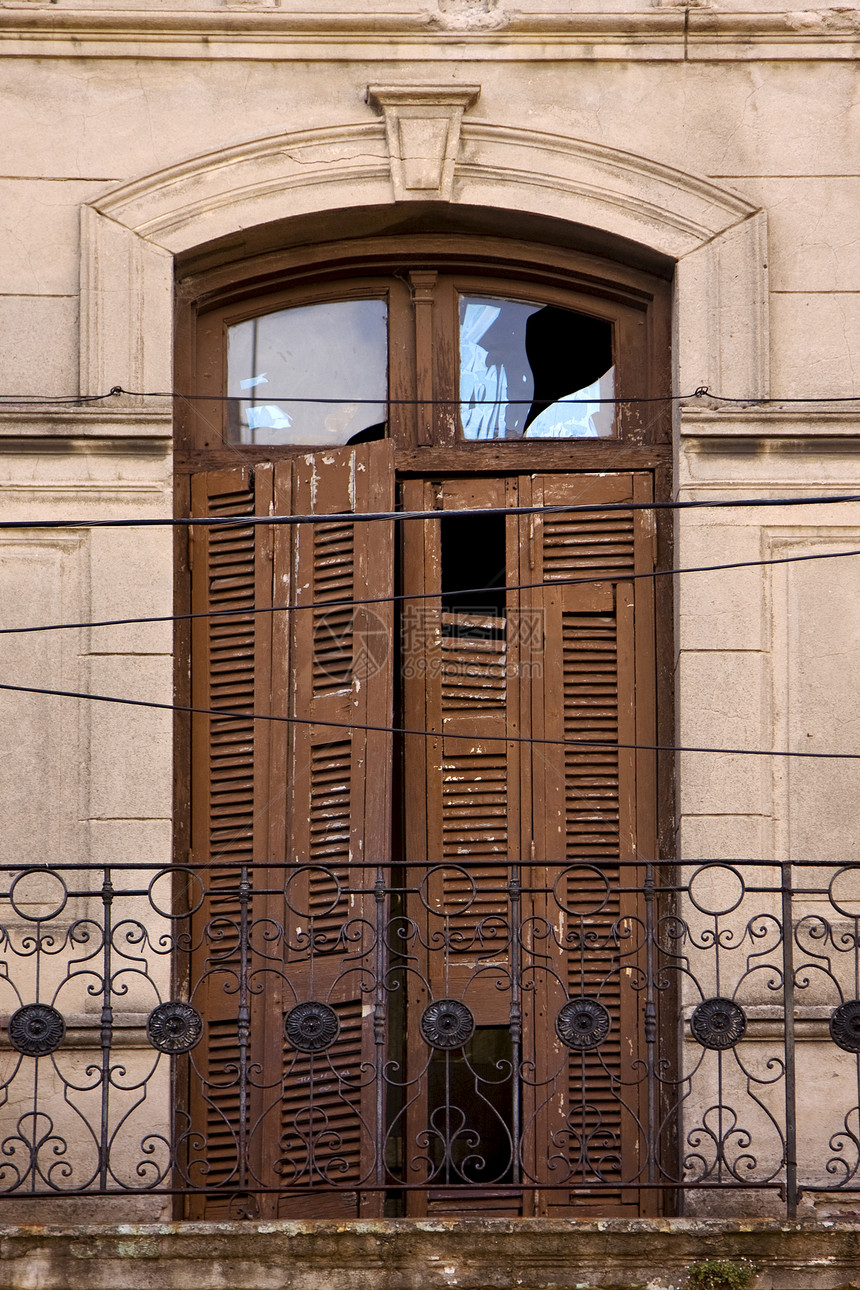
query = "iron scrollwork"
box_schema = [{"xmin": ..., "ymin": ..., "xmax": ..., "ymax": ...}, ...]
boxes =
[{"xmin": 4, "ymin": 855, "xmax": 860, "ymax": 1213}]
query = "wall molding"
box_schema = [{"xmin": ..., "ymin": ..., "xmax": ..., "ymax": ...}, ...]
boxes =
[
  {"xmin": 3, "ymin": 9, "xmax": 859, "ymax": 61},
  {"xmin": 81, "ymin": 107, "xmax": 769, "ymax": 400}
]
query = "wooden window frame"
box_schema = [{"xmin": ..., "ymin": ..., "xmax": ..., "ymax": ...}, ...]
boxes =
[
  {"xmin": 175, "ymin": 232, "xmax": 672, "ymax": 473},
  {"xmin": 174, "ymin": 232, "xmax": 678, "ymax": 1219},
  {"xmin": 175, "ymin": 229, "xmax": 675, "ymax": 874}
]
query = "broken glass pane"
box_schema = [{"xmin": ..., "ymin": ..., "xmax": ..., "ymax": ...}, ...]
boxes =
[
  {"xmin": 227, "ymin": 300, "xmax": 388, "ymax": 445},
  {"xmin": 459, "ymin": 296, "xmax": 614, "ymax": 440}
]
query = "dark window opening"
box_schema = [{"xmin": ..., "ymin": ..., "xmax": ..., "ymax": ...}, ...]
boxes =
[
  {"xmin": 440, "ymin": 512, "xmax": 507, "ymax": 628},
  {"xmin": 427, "ymin": 1027, "xmax": 517, "ymax": 1185},
  {"xmin": 346, "ymin": 421, "xmax": 387, "ymax": 444},
  {"xmin": 524, "ymin": 306, "xmax": 612, "ymax": 433}
]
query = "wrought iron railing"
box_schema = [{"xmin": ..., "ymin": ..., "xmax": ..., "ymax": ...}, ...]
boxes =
[{"xmin": 2, "ymin": 858, "xmax": 860, "ymax": 1217}]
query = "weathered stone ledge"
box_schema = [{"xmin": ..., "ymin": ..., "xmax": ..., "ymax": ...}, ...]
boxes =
[
  {"xmin": 0, "ymin": 1217, "xmax": 858, "ymax": 1290},
  {"xmin": 0, "ymin": 8, "xmax": 859, "ymax": 60}
]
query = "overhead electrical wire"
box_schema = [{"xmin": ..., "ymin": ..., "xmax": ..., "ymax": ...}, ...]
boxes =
[
  {"xmin": 1, "ymin": 544, "xmax": 859, "ymax": 638},
  {"xmin": 2, "ymin": 679, "xmax": 859, "ymax": 762},
  {"xmin": 3, "ymin": 383, "xmax": 860, "ymax": 405},
  {"xmin": 2, "ymin": 390, "xmax": 859, "ymax": 757},
  {"xmin": 1, "ymin": 491, "xmax": 860, "ymax": 532},
  {"xmin": 0, "ymin": 390, "xmax": 122, "ymax": 407}
]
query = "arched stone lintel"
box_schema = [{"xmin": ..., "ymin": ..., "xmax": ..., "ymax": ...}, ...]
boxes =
[{"xmin": 80, "ymin": 118, "xmax": 768, "ymax": 401}]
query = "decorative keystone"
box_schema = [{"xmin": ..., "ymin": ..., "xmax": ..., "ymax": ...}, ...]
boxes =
[{"xmin": 366, "ymin": 84, "xmax": 480, "ymax": 201}]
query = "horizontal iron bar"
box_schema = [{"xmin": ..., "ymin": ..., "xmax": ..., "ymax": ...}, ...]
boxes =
[
  {"xmin": 0, "ymin": 1182, "xmax": 792, "ymax": 1197},
  {"xmin": 0, "ymin": 856, "xmax": 850, "ymax": 871}
]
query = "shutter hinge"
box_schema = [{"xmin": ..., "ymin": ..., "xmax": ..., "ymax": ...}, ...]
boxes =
[{"xmin": 187, "ymin": 526, "xmax": 194, "ymax": 572}]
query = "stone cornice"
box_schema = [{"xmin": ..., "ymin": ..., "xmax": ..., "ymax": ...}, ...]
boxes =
[
  {"xmin": 0, "ymin": 8, "xmax": 858, "ymax": 59},
  {"xmin": 681, "ymin": 406, "xmax": 860, "ymax": 434},
  {"xmin": 0, "ymin": 408, "xmax": 173, "ymax": 441}
]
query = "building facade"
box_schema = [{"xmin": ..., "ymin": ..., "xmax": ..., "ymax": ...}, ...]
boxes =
[{"xmin": 2, "ymin": 0, "xmax": 860, "ymax": 1269}]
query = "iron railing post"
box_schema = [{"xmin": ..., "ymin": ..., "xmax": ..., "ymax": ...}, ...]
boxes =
[
  {"xmin": 509, "ymin": 863, "xmax": 522, "ymax": 1189},
  {"xmin": 781, "ymin": 859, "xmax": 798, "ymax": 1217},
  {"xmin": 374, "ymin": 867, "xmax": 387, "ymax": 1192},
  {"xmin": 237, "ymin": 867, "xmax": 251, "ymax": 1192},
  {"xmin": 99, "ymin": 867, "xmax": 114, "ymax": 1192},
  {"xmin": 643, "ymin": 862, "xmax": 657, "ymax": 1191}
]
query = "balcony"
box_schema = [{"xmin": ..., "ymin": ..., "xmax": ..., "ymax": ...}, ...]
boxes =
[{"xmin": 1, "ymin": 857, "xmax": 859, "ymax": 1221}]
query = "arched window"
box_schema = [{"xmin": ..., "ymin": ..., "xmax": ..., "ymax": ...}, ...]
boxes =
[
  {"xmin": 179, "ymin": 234, "xmax": 669, "ymax": 456},
  {"xmin": 176, "ymin": 233, "xmax": 671, "ymax": 1220}
]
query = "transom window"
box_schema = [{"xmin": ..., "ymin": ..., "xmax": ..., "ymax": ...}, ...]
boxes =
[
  {"xmin": 226, "ymin": 299, "xmax": 389, "ymax": 445},
  {"xmin": 184, "ymin": 240, "xmax": 669, "ymax": 457},
  {"xmin": 222, "ymin": 293, "xmax": 616, "ymax": 447}
]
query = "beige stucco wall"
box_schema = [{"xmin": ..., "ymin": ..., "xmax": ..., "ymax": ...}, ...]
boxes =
[{"xmin": 1, "ymin": 0, "xmax": 860, "ymax": 1219}]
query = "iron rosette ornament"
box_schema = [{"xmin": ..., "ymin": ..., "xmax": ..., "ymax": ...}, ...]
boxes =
[
  {"xmin": 690, "ymin": 997, "xmax": 747, "ymax": 1051},
  {"xmin": 420, "ymin": 999, "xmax": 475, "ymax": 1050},
  {"xmin": 284, "ymin": 1001, "xmax": 340, "ymax": 1053},
  {"xmin": 8, "ymin": 1003, "xmax": 65, "ymax": 1057},
  {"xmin": 146, "ymin": 1001, "xmax": 204, "ymax": 1054},
  {"xmin": 830, "ymin": 1000, "xmax": 860, "ymax": 1053},
  {"xmin": 555, "ymin": 997, "xmax": 611, "ymax": 1050}
]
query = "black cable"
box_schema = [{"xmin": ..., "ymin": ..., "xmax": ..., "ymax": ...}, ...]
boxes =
[
  {"xmin": 0, "ymin": 390, "xmax": 120, "ymax": 407},
  {"xmin": 2, "ymin": 679, "xmax": 860, "ymax": 761},
  {"xmin": 0, "ymin": 384, "xmax": 696, "ymax": 407},
  {"xmin": 1, "ymin": 492, "xmax": 860, "ymax": 532},
  {"xmin": 1, "ymin": 545, "xmax": 858, "ymax": 638},
  {"xmin": 132, "ymin": 386, "xmax": 688, "ymax": 406},
  {"xmin": 3, "ymin": 383, "xmax": 860, "ymax": 405}
]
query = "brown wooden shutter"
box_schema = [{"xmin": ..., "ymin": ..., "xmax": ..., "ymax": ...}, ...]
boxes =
[
  {"xmin": 186, "ymin": 463, "xmax": 281, "ymax": 1218},
  {"xmin": 275, "ymin": 441, "xmax": 395, "ymax": 1218},
  {"xmin": 187, "ymin": 458, "xmax": 656, "ymax": 1220},
  {"xmin": 405, "ymin": 478, "xmax": 521, "ymax": 1007},
  {"xmin": 401, "ymin": 476, "xmax": 524, "ymax": 1217},
  {"xmin": 522, "ymin": 471, "xmax": 656, "ymax": 1218}
]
